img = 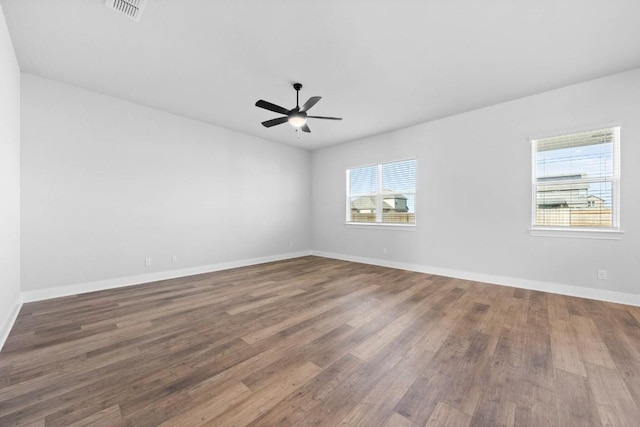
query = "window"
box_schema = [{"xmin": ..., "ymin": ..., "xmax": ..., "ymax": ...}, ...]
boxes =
[
  {"xmin": 531, "ymin": 126, "xmax": 620, "ymax": 232},
  {"xmin": 347, "ymin": 159, "xmax": 416, "ymax": 225}
]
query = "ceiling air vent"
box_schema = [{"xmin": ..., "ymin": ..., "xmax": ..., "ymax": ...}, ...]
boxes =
[{"xmin": 105, "ymin": 0, "xmax": 148, "ymax": 22}]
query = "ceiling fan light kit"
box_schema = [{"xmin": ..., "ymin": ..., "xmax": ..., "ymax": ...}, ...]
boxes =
[
  {"xmin": 255, "ymin": 83, "xmax": 342, "ymax": 134},
  {"xmin": 288, "ymin": 113, "xmax": 307, "ymax": 128}
]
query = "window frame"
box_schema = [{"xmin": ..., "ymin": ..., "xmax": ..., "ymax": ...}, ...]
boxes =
[
  {"xmin": 346, "ymin": 158, "xmax": 417, "ymax": 227},
  {"xmin": 529, "ymin": 125, "xmax": 623, "ymax": 240}
]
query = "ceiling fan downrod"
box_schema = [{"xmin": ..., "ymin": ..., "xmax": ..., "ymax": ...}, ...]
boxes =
[{"xmin": 293, "ymin": 83, "xmax": 302, "ymax": 109}]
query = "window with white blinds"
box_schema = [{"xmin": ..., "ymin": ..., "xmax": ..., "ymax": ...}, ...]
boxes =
[
  {"xmin": 347, "ymin": 159, "xmax": 416, "ymax": 225},
  {"xmin": 531, "ymin": 126, "xmax": 620, "ymax": 230}
]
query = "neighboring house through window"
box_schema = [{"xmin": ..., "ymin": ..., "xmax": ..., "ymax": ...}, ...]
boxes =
[
  {"xmin": 531, "ymin": 126, "xmax": 620, "ymax": 232},
  {"xmin": 347, "ymin": 159, "xmax": 416, "ymax": 225}
]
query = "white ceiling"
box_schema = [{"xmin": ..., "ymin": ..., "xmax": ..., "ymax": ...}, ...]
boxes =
[{"xmin": 3, "ymin": 0, "xmax": 640, "ymax": 150}]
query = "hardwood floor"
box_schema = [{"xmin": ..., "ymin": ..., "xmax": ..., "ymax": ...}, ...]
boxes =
[{"xmin": 1, "ymin": 256, "xmax": 640, "ymax": 426}]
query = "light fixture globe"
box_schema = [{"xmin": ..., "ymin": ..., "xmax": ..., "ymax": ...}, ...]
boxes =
[{"xmin": 288, "ymin": 110, "xmax": 307, "ymax": 128}]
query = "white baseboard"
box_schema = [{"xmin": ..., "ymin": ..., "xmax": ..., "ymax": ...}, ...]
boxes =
[
  {"xmin": 17, "ymin": 248, "xmax": 640, "ymax": 313},
  {"xmin": 0, "ymin": 296, "xmax": 23, "ymax": 352},
  {"xmin": 311, "ymin": 250, "xmax": 640, "ymax": 307},
  {"xmin": 22, "ymin": 250, "xmax": 312, "ymax": 303}
]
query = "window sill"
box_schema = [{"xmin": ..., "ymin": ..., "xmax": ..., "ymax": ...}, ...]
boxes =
[
  {"xmin": 345, "ymin": 222, "xmax": 416, "ymax": 231},
  {"xmin": 529, "ymin": 227, "xmax": 624, "ymax": 240}
]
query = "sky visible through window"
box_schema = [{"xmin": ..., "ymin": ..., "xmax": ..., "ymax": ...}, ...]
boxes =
[{"xmin": 349, "ymin": 165, "xmax": 377, "ymax": 195}]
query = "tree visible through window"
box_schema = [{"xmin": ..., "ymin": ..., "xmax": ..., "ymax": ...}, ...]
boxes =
[
  {"xmin": 531, "ymin": 127, "xmax": 620, "ymax": 230},
  {"xmin": 347, "ymin": 159, "xmax": 416, "ymax": 225}
]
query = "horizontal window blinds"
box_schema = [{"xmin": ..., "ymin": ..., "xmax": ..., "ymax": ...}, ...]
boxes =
[
  {"xmin": 347, "ymin": 159, "xmax": 416, "ymax": 225},
  {"xmin": 382, "ymin": 160, "xmax": 416, "ymax": 193},
  {"xmin": 532, "ymin": 126, "xmax": 620, "ymax": 229},
  {"xmin": 349, "ymin": 165, "xmax": 378, "ymax": 196}
]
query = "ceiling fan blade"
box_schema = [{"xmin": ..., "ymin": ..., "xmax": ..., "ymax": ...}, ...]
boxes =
[
  {"xmin": 261, "ymin": 116, "xmax": 289, "ymax": 128},
  {"xmin": 300, "ymin": 96, "xmax": 321, "ymax": 113},
  {"xmin": 301, "ymin": 124, "xmax": 311, "ymax": 133},
  {"xmin": 307, "ymin": 116, "xmax": 342, "ymax": 120},
  {"xmin": 255, "ymin": 100, "xmax": 290, "ymax": 115}
]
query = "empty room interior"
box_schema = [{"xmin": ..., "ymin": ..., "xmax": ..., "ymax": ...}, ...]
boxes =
[{"xmin": 2, "ymin": 1, "xmax": 640, "ymax": 426}]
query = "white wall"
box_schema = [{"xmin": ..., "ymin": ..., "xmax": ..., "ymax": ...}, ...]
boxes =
[
  {"xmin": 0, "ymin": 4, "xmax": 21, "ymax": 345},
  {"xmin": 312, "ymin": 69, "xmax": 640, "ymax": 301},
  {"xmin": 21, "ymin": 74, "xmax": 310, "ymax": 292}
]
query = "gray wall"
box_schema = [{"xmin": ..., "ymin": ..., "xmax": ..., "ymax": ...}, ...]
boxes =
[
  {"xmin": 11, "ymin": 51, "xmax": 640, "ymax": 309},
  {"xmin": 21, "ymin": 74, "xmax": 311, "ymax": 291},
  {"xmin": 311, "ymin": 69, "xmax": 640, "ymax": 299},
  {"xmin": 0, "ymin": 4, "xmax": 21, "ymax": 342}
]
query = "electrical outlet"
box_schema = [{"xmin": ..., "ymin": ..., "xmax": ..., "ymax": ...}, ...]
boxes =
[
  {"xmin": 145, "ymin": 258, "xmax": 152, "ymax": 267},
  {"xmin": 289, "ymin": 240, "xmax": 294, "ymax": 248},
  {"xmin": 597, "ymin": 269, "xmax": 607, "ymax": 280},
  {"xmin": 383, "ymin": 247, "xmax": 388, "ymax": 254},
  {"xmin": 172, "ymin": 255, "xmax": 178, "ymax": 263}
]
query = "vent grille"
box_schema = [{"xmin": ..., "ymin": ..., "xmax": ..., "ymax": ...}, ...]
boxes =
[{"xmin": 105, "ymin": 0, "xmax": 148, "ymax": 22}]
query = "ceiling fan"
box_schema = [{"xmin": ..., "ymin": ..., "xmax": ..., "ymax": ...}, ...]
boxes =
[{"xmin": 255, "ymin": 83, "xmax": 342, "ymax": 133}]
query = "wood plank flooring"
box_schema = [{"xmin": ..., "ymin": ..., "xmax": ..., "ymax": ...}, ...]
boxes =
[{"xmin": 1, "ymin": 256, "xmax": 640, "ymax": 426}]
